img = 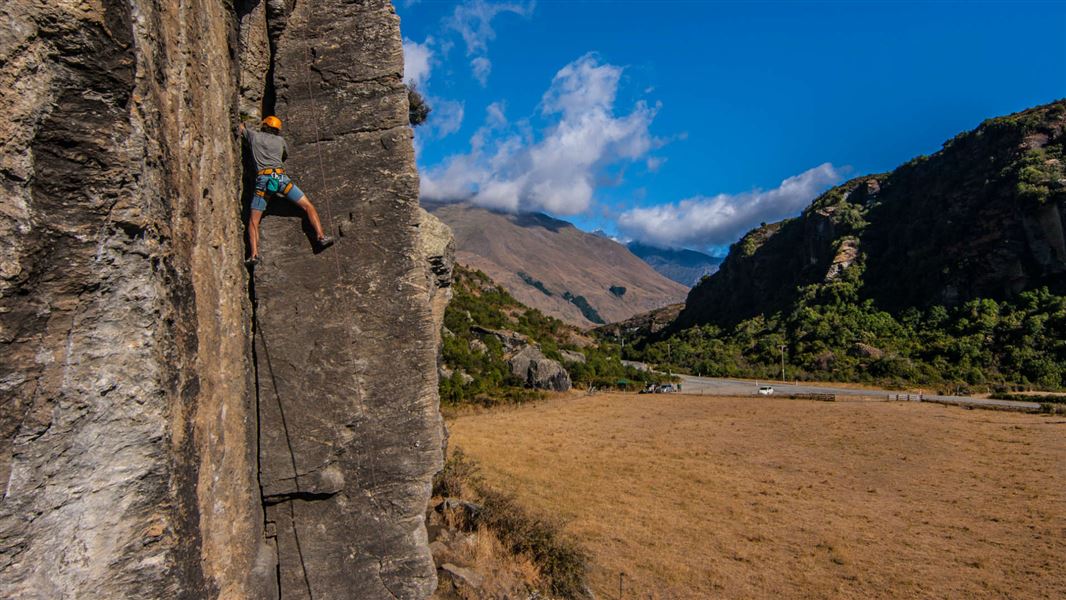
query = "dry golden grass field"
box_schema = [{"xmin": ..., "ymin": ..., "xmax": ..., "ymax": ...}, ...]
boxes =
[{"xmin": 447, "ymin": 393, "xmax": 1066, "ymax": 599}]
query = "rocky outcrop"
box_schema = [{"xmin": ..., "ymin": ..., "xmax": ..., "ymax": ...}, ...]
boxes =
[
  {"xmin": 508, "ymin": 347, "xmax": 572, "ymax": 392},
  {"xmin": 597, "ymin": 303, "xmax": 685, "ymax": 339},
  {"xmin": 559, "ymin": 349, "xmax": 587, "ymax": 364},
  {"xmin": 471, "ymin": 326, "xmax": 532, "ymax": 352},
  {"xmin": 0, "ymin": 1, "xmax": 269, "ymax": 597},
  {"xmin": 420, "ymin": 208, "xmax": 456, "ymax": 343},
  {"xmin": 825, "ymin": 237, "xmax": 860, "ymax": 281},
  {"xmin": 861, "ymin": 103, "xmax": 1066, "ymax": 310},
  {"xmin": 851, "ymin": 343, "xmax": 885, "ymax": 360},
  {"xmin": 1, "ymin": 1, "xmax": 446, "ymax": 598}
]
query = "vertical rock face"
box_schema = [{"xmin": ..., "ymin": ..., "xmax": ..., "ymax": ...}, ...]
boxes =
[
  {"xmin": 252, "ymin": 1, "xmax": 444, "ymax": 598},
  {"xmin": 0, "ymin": 0, "xmax": 270, "ymax": 597},
  {"xmin": 1, "ymin": 0, "xmax": 445, "ymax": 598}
]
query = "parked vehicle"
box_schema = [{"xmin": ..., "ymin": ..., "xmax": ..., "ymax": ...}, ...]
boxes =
[
  {"xmin": 758, "ymin": 385, "xmax": 775, "ymax": 396},
  {"xmin": 657, "ymin": 384, "xmax": 675, "ymax": 394}
]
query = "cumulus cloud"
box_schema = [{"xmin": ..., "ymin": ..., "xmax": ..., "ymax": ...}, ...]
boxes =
[
  {"xmin": 420, "ymin": 54, "xmax": 661, "ymax": 215},
  {"xmin": 402, "ymin": 38, "xmax": 433, "ymax": 87},
  {"xmin": 616, "ymin": 163, "xmax": 843, "ymax": 249},
  {"xmin": 445, "ymin": 0, "xmax": 534, "ymax": 84}
]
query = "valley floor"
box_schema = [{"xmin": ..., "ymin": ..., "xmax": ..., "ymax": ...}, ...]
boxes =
[{"xmin": 448, "ymin": 393, "xmax": 1065, "ymax": 599}]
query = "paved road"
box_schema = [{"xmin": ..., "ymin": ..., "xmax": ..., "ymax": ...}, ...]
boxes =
[{"xmin": 674, "ymin": 374, "xmax": 1044, "ymax": 412}]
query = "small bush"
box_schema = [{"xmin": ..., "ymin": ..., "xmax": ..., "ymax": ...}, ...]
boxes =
[{"xmin": 408, "ymin": 85, "xmax": 431, "ymax": 126}]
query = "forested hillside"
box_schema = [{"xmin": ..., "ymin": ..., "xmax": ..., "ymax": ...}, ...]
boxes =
[
  {"xmin": 441, "ymin": 266, "xmax": 655, "ymax": 404},
  {"xmin": 629, "ymin": 101, "xmax": 1066, "ymax": 391}
]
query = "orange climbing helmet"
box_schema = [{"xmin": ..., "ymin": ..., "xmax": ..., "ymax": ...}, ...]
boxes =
[{"xmin": 261, "ymin": 115, "xmax": 282, "ymax": 130}]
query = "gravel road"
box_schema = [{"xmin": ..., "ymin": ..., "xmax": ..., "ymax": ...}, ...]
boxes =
[{"xmin": 674, "ymin": 374, "xmax": 1044, "ymax": 411}]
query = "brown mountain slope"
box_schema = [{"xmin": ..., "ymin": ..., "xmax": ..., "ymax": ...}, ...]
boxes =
[{"xmin": 426, "ymin": 201, "xmax": 687, "ymax": 327}]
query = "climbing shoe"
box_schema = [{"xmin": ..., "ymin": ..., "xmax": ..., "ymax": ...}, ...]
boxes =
[
  {"xmin": 245, "ymin": 255, "xmax": 261, "ymax": 269},
  {"xmin": 316, "ymin": 236, "xmax": 335, "ymax": 251}
]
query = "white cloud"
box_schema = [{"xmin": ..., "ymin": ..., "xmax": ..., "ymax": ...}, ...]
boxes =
[
  {"xmin": 446, "ymin": 0, "xmax": 535, "ymax": 56},
  {"xmin": 426, "ymin": 98, "xmax": 465, "ymax": 138},
  {"xmin": 445, "ymin": 0, "xmax": 534, "ymax": 84},
  {"xmin": 402, "ymin": 38, "xmax": 433, "ymax": 87},
  {"xmin": 485, "ymin": 101, "xmax": 507, "ymax": 126},
  {"xmin": 541, "ymin": 56, "xmax": 622, "ymax": 116},
  {"xmin": 420, "ymin": 54, "xmax": 661, "ymax": 216},
  {"xmin": 616, "ymin": 163, "xmax": 843, "ymax": 249},
  {"xmin": 471, "ymin": 56, "xmax": 492, "ymax": 86}
]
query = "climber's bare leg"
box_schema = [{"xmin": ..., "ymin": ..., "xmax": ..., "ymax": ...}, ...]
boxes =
[
  {"xmin": 248, "ymin": 209, "xmax": 263, "ymax": 259},
  {"xmin": 295, "ymin": 196, "xmax": 327, "ymax": 241}
]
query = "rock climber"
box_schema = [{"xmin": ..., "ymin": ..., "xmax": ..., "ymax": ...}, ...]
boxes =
[{"xmin": 240, "ymin": 115, "xmax": 334, "ymax": 268}]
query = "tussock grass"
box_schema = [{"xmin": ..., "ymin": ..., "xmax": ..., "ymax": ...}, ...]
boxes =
[
  {"xmin": 450, "ymin": 392, "xmax": 1066, "ymax": 599},
  {"xmin": 434, "ymin": 449, "xmax": 591, "ymax": 599}
]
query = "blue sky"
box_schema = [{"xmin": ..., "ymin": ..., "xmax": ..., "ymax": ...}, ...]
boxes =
[{"xmin": 398, "ymin": 0, "xmax": 1066, "ymax": 253}]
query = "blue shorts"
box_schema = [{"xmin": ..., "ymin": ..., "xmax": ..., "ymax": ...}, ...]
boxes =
[{"xmin": 252, "ymin": 173, "xmax": 305, "ymax": 212}]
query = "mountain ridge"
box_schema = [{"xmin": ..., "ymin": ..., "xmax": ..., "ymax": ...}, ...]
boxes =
[
  {"xmin": 424, "ymin": 201, "xmax": 687, "ymax": 327},
  {"xmin": 626, "ymin": 241, "xmax": 724, "ymax": 287},
  {"xmin": 677, "ymin": 99, "xmax": 1066, "ymax": 330}
]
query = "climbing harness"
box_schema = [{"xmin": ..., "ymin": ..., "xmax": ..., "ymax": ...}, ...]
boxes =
[{"xmin": 257, "ymin": 173, "xmax": 294, "ymax": 197}]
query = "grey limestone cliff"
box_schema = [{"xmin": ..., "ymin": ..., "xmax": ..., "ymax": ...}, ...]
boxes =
[
  {"xmin": 252, "ymin": 2, "xmax": 444, "ymax": 596},
  {"xmin": 0, "ymin": 0, "xmax": 445, "ymax": 598}
]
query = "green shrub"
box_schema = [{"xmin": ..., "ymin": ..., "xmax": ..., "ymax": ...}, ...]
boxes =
[
  {"xmin": 441, "ymin": 266, "xmax": 643, "ymax": 405},
  {"xmin": 624, "ymin": 287, "xmax": 1066, "ymax": 391}
]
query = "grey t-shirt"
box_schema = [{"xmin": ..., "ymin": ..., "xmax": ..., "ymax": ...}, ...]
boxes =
[{"xmin": 242, "ymin": 128, "xmax": 288, "ymax": 171}]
